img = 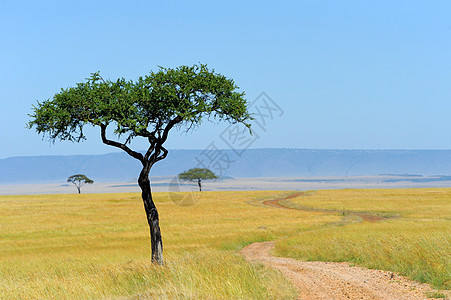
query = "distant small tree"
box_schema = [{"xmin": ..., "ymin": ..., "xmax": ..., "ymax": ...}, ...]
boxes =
[
  {"xmin": 67, "ymin": 174, "xmax": 94, "ymax": 194},
  {"xmin": 178, "ymin": 168, "xmax": 218, "ymax": 191}
]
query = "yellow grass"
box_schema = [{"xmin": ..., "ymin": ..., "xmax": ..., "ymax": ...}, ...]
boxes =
[
  {"xmin": 275, "ymin": 188, "xmax": 451, "ymax": 289},
  {"xmin": 0, "ymin": 191, "xmax": 338, "ymax": 299},
  {"xmin": 284, "ymin": 188, "xmax": 451, "ymax": 219},
  {"xmin": 1, "ymin": 188, "xmax": 449, "ymax": 298}
]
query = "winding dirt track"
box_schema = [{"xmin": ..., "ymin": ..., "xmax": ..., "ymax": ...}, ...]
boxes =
[
  {"xmin": 241, "ymin": 193, "xmax": 448, "ymax": 299},
  {"xmin": 262, "ymin": 192, "xmax": 387, "ymax": 222}
]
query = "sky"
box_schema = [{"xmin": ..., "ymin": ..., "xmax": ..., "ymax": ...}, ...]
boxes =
[{"xmin": 1, "ymin": 0, "xmax": 451, "ymax": 159}]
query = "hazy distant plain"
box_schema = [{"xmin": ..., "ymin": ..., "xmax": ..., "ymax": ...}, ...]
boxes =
[{"xmin": 2, "ymin": 175, "xmax": 451, "ymax": 195}]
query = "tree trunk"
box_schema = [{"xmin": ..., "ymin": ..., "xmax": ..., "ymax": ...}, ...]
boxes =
[
  {"xmin": 138, "ymin": 166, "xmax": 164, "ymax": 265},
  {"xmin": 198, "ymin": 179, "xmax": 202, "ymax": 191}
]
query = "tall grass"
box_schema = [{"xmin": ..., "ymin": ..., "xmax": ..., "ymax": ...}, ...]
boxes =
[
  {"xmin": 1, "ymin": 188, "xmax": 449, "ymax": 298},
  {"xmin": 0, "ymin": 191, "xmax": 337, "ymax": 299},
  {"xmin": 0, "ymin": 248, "xmax": 296, "ymax": 299},
  {"xmin": 275, "ymin": 188, "xmax": 451, "ymax": 290}
]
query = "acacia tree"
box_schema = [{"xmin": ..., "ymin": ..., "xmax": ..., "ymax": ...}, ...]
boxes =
[
  {"xmin": 178, "ymin": 168, "xmax": 217, "ymax": 191},
  {"xmin": 27, "ymin": 64, "xmax": 252, "ymax": 264},
  {"xmin": 67, "ymin": 174, "xmax": 94, "ymax": 194}
]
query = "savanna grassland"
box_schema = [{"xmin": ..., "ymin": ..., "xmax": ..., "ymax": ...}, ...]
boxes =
[
  {"xmin": 0, "ymin": 191, "xmax": 336, "ymax": 299},
  {"xmin": 0, "ymin": 188, "xmax": 449, "ymax": 299},
  {"xmin": 275, "ymin": 188, "xmax": 451, "ymax": 290}
]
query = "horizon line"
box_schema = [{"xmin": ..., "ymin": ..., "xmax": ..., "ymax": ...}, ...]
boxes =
[{"xmin": 2, "ymin": 147, "xmax": 451, "ymax": 160}]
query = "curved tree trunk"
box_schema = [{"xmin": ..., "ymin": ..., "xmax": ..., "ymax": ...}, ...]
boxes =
[
  {"xmin": 138, "ymin": 165, "xmax": 163, "ymax": 265},
  {"xmin": 197, "ymin": 179, "xmax": 202, "ymax": 192}
]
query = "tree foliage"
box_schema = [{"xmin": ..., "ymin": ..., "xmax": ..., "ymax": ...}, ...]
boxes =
[
  {"xmin": 67, "ymin": 174, "xmax": 93, "ymax": 194},
  {"xmin": 28, "ymin": 64, "xmax": 251, "ymax": 151},
  {"xmin": 178, "ymin": 168, "xmax": 218, "ymax": 192},
  {"xmin": 178, "ymin": 168, "xmax": 218, "ymax": 181}
]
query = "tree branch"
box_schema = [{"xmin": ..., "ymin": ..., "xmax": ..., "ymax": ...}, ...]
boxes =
[
  {"xmin": 144, "ymin": 141, "xmax": 156, "ymax": 162},
  {"xmin": 155, "ymin": 146, "xmax": 168, "ymax": 162},
  {"xmin": 146, "ymin": 116, "xmax": 183, "ymax": 164},
  {"xmin": 160, "ymin": 116, "xmax": 183, "ymax": 144},
  {"xmin": 100, "ymin": 124, "xmax": 144, "ymax": 163}
]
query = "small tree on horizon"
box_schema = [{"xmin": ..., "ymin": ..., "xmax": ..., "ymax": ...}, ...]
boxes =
[
  {"xmin": 178, "ymin": 168, "xmax": 218, "ymax": 191},
  {"xmin": 67, "ymin": 174, "xmax": 93, "ymax": 194}
]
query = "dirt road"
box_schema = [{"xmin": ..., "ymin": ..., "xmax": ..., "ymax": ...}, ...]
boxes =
[
  {"xmin": 241, "ymin": 192, "xmax": 448, "ymax": 299},
  {"xmin": 241, "ymin": 241, "xmax": 446, "ymax": 300},
  {"xmin": 261, "ymin": 192, "xmax": 389, "ymax": 222}
]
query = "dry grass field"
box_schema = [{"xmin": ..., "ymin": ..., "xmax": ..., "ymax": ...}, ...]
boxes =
[
  {"xmin": 0, "ymin": 191, "xmax": 337, "ymax": 299},
  {"xmin": 276, "ymin": 188, "xmax": 451, "ymax": 290},
  {"xmin": 0, "ymin": 188, "xmax": 449, "ymax": 298}
]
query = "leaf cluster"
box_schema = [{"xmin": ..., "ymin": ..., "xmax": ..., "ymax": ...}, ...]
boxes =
[
  {"xmin": 67, "ymin": 174, "xmax": 94, "ymax": 184},
  {"xmin": 178, "ymin": 168, "xmax": 218, "ymax": 181},
  {"xmin": 28, "ymin": 64, "xmax": 252, "ymax": 145}
]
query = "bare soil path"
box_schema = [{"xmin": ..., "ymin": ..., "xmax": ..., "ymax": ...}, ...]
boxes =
[
  {"xmin": 241, "ymin": 192, "xmax": 449, "ymax": 299},
  {"xmin": 262, "ymin": 192, "xmax": 389, "ymax": 222},
  {"xmin": 241, "ymin": 241, "xmax": 447, "ymax": 300}
]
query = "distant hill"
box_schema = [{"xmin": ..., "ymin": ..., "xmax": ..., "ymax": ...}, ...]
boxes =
[{"xmin": 1, "ymin": 149, "xmax": 450, "ymax": 184}]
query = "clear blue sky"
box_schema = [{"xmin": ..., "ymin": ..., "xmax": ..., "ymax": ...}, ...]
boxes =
[{"xmin": 1, "ymin": 0, "xmax": 450, "ymax": 159}]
